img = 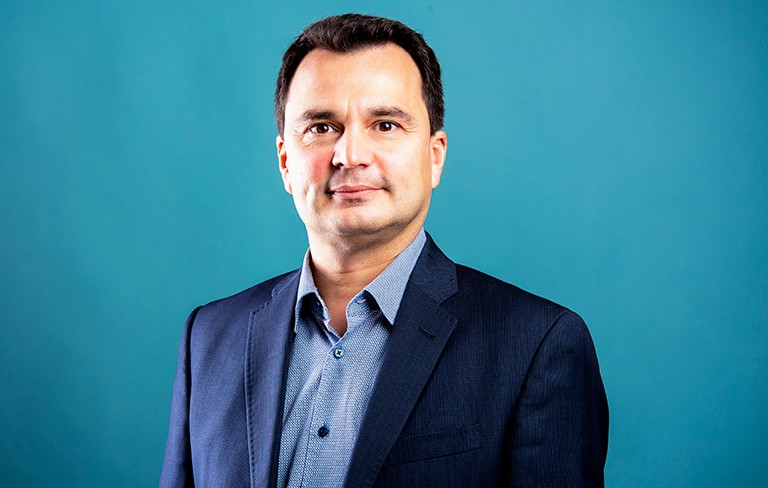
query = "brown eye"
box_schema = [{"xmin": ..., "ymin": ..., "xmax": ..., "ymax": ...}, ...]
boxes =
[
  {"xmin": 377, "ymin": 121, "xmax": 395, "ymax": 132},
  {"xmin": 310, "ymin": 123, "xmax": 333, "ymax": 134}
]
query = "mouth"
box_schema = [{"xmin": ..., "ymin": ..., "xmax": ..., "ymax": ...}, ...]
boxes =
[{"xmin": 328, "ymin": 185, "xmax": 381, "ymax": 198}]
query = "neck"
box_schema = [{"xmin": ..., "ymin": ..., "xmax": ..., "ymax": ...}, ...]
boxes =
[{"xmin": 306, "ymin": 227, "xmax": 422, "ymax": 335}]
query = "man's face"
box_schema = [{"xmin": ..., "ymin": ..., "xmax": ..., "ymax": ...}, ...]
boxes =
[{"xmin": 277, "ymin": 43, "xmax": 447, "ymax": 246}]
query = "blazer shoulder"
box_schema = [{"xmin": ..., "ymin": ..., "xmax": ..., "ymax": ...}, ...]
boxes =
[
  {"xmin": 194, "ymin": 269, "xmax": 300, "ymax": 324},
  {"xmin": 452, "ymin": 264, "xmax": 585, "ymax": 337},
  {"xmin": 455, "ymin": 264, "xmax": 569, "ymax": 313}
]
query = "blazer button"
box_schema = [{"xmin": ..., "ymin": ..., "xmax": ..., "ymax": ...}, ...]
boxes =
[{"xmin": 318, "ymin": 424, "xmax": 330, "ymax": 438}]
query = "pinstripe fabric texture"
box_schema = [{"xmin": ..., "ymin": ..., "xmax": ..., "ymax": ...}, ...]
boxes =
[{"xmin": 276, "ymin": 230, "xmax": 426, "ymax": 488}]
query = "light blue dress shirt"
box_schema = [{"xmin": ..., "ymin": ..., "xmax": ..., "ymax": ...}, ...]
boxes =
[{"xmin": 276, "ymin": 230, "xmax": 426, "ymax": 488}]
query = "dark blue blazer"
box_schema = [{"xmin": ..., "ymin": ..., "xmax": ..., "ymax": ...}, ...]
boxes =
[{"xmin": 160, "ymin": 235, "xmax": 608, "ymax": 487}]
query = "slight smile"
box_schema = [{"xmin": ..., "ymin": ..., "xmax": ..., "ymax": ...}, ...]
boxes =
[{"xmin": 328, "ymin": 186, "xmax": 382, "ymax": 198}]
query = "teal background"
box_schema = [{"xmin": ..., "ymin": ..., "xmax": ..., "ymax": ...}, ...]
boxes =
[{"xmin": 2, "ymin": 0, "xmax": 766, "ymax": 486}]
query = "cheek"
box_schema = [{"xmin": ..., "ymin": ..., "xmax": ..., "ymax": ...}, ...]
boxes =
[
  {"xmin": 290, "ymin": 149, "xmax": 332, "ymax": 188},
  {"xmin": 415, "ymin": 147, "xmax": 436, "ymax": 187}
]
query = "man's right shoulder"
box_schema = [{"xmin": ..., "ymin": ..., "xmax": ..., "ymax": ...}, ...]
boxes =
[{"xmin": 190, "ymin": 269, "xmax": 300, "ymax": 326}]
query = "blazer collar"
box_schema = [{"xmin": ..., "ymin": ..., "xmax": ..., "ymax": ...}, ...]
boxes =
[
  {"xmin": 345, "ymin": 234, "xmax": 459, "ymax": 488},
  {"xmin": 244, "ymin": 234, "xmax": 459, "ymax": 488},
  {"xmin": 244, "ymin": 270, "xmax": 300, "ymax": 488}
]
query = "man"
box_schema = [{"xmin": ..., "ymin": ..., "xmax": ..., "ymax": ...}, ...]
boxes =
[{"xmin": 161, "ymin": 13, "xmax": 608, "ymax": 488}]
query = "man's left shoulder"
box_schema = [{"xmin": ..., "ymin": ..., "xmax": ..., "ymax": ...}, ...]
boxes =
[
  {"xmin": 448, "ymin": 263, "xmax": 592, "ymax": 344},
  {"xmin": 452, "ymin": 264, "xmax": 569, "ymax": 316}
]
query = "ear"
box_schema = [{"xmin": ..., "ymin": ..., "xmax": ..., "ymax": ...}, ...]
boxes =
[
  {"xmin": 429, "ymin": 130, "xmax": 448, "ymax": 189},
  {"xmin": 276, "ymin": 135, "xmax": 292, "ymax": 194}
]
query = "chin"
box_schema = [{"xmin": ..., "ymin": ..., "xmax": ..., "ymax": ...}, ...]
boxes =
[
  {"xmin": 308, "ymin": 207, "xmax": 425, "ymax": 241},
  {"xmin": 331, "ymin": 222, "xmax": 388, "ymax": 238},
  {"xmin": 321, "ymin": 215, "xmax": 395, "ymax": 238}
]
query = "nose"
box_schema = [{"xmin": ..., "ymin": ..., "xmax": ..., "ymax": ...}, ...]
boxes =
[{"xmin": 332, "ymin": 127, "xmax": 372, "ymax": 168}]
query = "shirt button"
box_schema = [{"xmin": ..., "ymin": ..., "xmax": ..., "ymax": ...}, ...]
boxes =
[
  {"xmin": 333, "ymin": 348, "xmax": 344, "ymax": 359},
  {"xmin": 318, "ymin": 424, "xmax": 330, "ymax": 438}
]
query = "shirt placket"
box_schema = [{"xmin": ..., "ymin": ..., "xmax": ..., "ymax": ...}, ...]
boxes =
[{"xmin": 299, "ymin": 298, "xmax": 367, "ymax": 486}]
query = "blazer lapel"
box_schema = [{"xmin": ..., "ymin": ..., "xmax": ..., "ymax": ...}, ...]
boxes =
[
  {"xmin": 244, "ymin": 271, "xmax": 299, "ymax": 488},
  {"xmin": 345, "ymin": 236, "xmax": 459, "ymax": 488}
]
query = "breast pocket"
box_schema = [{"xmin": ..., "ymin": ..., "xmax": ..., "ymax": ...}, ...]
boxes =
[{"xmin": 383, "ymin": 422, "xmax": 483, "ymax": 466}]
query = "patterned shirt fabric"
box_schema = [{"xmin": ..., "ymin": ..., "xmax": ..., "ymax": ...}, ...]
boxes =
[{"xmin": 276, "ymin": 229, "xmax": 427, "ymax": 488}]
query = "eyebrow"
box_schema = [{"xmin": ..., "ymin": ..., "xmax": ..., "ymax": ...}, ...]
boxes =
[
  {"xmin": 368, "ymin": 106, "xmax": 416, "ymax": 125},
  {"xmin": 295, "ymin": 110, "xmax": 336, "ymax": 123}
]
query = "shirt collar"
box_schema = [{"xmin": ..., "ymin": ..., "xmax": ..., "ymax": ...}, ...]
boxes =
[{"xmin": 294, "ymin": 229, "xmax": 426, "ymax": 330}]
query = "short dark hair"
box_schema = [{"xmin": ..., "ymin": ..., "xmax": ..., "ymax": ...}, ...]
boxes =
[{"xmin": 275, "ymin": 13, "xmax": 444, "ymax": 136}]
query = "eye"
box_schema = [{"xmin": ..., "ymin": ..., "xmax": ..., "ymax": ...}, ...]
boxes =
[
  {"xmin": 309, "ymin": 123, "xmax": 335, "ymax": 134},
  {"xmin": 375, "ymin": 121, "xmax": 397, "ymax": 132}
]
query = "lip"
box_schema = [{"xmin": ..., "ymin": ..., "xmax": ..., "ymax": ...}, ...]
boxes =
[{"xmin": 328, "ymin": 185, "xmax": 381, "ymax": 197}]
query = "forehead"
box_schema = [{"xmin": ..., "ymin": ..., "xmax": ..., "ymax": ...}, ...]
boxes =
[{"xmin": 285, "ymin": 44, "xmax": 426, "ymax": 117}]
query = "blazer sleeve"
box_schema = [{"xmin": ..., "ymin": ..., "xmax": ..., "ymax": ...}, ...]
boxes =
[
  {"xmin": 506, "ymin": 310, "xmax": 609, "ymax": 487},
  {"xmin": 159, "ymin": 307, "xmax": 200, "ymax": 488}
]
